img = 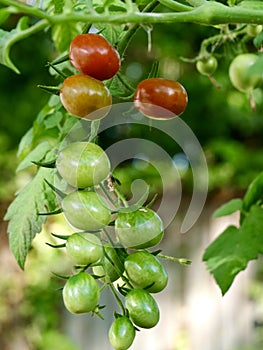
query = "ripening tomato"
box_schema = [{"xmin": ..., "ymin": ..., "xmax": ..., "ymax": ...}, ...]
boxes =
[
  {"xmin": 60, "ymin": 74, "xmax": 112, "ymax": 119},
  {"xmin": 62, "ymin": 272, "xmax": 100, "ymax": 314},
  {"xmin": 69, "ymin": 33, "xmax": 121, "ymax": 81},
  {"xmin": 115, "ymin": 208, "xmax": 164, "ymax": 249},
  {"xmin": 124, "ymin": 250, "xmax": 168, "ymax": 293},
  {"xmin": 56, "ymin": 142, "xmax": 111, "ymax": 188},
  {"xmin": 61, "ymin": 190, "xmax": 111, "ymax": 231},
  {"xmin": 108, "ymin": 316, "xmax": 136, "ymax": 350},
  {"xmin": 134, "ymin": 78, "xmax": 188, "ymax": 119}
]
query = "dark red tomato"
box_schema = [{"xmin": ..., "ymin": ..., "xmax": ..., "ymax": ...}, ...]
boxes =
[
  {"xmin": 69, "ymin": 34, "xmax": 121, "ymax": 81},
  {"xmin": 134, "ymin": 78, "xmax": 188, "ymax": 119},
  {"xmin": 60, "ymin": 74, "xmax": 112, "ymax": 119}
]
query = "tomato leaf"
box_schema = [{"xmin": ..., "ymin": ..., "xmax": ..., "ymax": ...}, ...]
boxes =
[
  {"xmin": 213, "ymin": 198, "xmax": 243, "ymax": 218},
  {"xmin": 203, "ymin": 205, "xmax": 263, "ymax": 295},
  {"xmin": 51, "ymin": 22, "xmax": 81, "ymax": 53},
  {"xmin": 4, "ymin": 166, "xmax": 57, "ymax": 269},
  {"xmin": 242, "ymin": 171, "xmax": 263, "ymax": 212}
]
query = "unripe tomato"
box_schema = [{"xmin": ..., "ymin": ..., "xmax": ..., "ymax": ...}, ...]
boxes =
[
  {"xmin": 125, "ymin": 289, "xmax": 160, "ymax": 328},
  {"xmin": 62, "ymin": 272, "xmax": 100, "ymax": 314},
  {"xmin": 66, "ymin": 232, "xmax": 103, "ymax": 266},
  {"xmin": 61, "ymin": 190, "xmax": 111, "ymax": 231},
  {"xmin": 124, "ymin": 250, "xmax": 168, "ymax": 293},
  {"xmin": 56, "ymin": 142, "xmax": 111, "ymax": 188},
  {"xmin": 247, "ymin": 24, "xmax": 263, "ymax": 37},
  {"xmin": 229, "ymin": 53, "xmax": 262, "ymax": 92},
  {"xmin": 196, "ymin": 56, "xmax": 218, "ymax": 76},
  {"xmin": 93, "ymin": 246, "xmax": 124, "ymax": 283},
  {"xmin": 115, "ymin": 208, "xmax": 163, "ymax": 249},
  {"xmin": 60, "ymin": 74, "xmax": 112, "ymax": 119},
  {"xmin": 69, "ymin": 33, "xmax": 121, "ymax": 81},
  {"xmin": 134, "ymin": 78, "xmax": 188, "ymax": 119},
  {"xmin": 108, "ymin": 316, "xmax": 135, "ymax": 350}
]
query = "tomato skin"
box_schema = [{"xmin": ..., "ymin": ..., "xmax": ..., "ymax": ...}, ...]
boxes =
[
  {"xmin": 124, "ymin": 250, "xmax": 168, "ymax": 293},
  {"xmin": 115, "ymin": 208, "xmax": 163, "ymax": 249},
  {"xmin": 125, "ymin": 289, "xmax": 160, "ymax": 329},
  {"xmin": 62, "ymin": 272, "xmax": 100, "ymax": 314},
  {"xmin": 60, "ymin": 74, "xmax": 112, "ymax": 119},
  {"xmin": 69, "ymin": 34, "xmax": 120, "ymax": 81},
  {"xmin": 61, "ymin": 190, "xmax": 111, "ymax": 231},
  {"xmin": 196, "ymin": 56, "xmax": 218, "ymax": 76},
  {"xmin": 56, "ymin": 142, "xmax": 111, "ymax": 188},
  {"xmin": 66, "ymin": 232, "xmax": 103, "ymax": 266},
  {"xmin": 108, "ymin": 316, "xmax": 135, "ymax": 350},
  {"xmin": 134, "ymin": 78, "xmax": 188, "ymax": 119},
  {"xmin": 229, "ymin": 53, "xmax": 262, "ymax": 92}
]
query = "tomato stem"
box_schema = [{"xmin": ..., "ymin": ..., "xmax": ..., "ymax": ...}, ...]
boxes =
[
  {"xmin": 158, "ymin": 253, "xmax": 192, "ymax": 265},
  {"xmin": 109, "ymin": 283, "xmax": 126, "ymax": 315}
]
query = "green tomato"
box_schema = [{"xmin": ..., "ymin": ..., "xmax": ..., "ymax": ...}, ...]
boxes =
[
  {"xmin": 229, "ymin": 53, "xmax": 262, "ymax": 92},
  {"xmin": 125, "ymin": 289, "xmax": 160, "ymax": 329},
  {"xmin": 93, "ymin": 246, "xmax": 125, "ymax": 282},
  {"xmin": 62, "ymin": 272, "xmax": 100, "ymax": 314},
  {"xmin": 56, "ymin": 142, "xmax": 111, "ymax": 189},
  {"xmin": 196, "ymin": 56, "xmax": 218, "ymax": 76},
  {"xmin": 61, "ymin": 190, "xmax": 111, "ymax": 231},
  {"xmin": 124, "ymin": 250, "xmax": 168, "ymax": 293},
  {"xmin": 66, "ymin": 232, "xmax": 103, "ymax": 266},
  {"xmin": 247, "ymin": 24, "xmax": 263, "ymax": 37},
  {"xmin": 115, "ymin": 208, "xmax": 163, "ymax": 249},
  {"xmin": 108, "ymin": 316, "xmax": 135, "ymax": 350}
]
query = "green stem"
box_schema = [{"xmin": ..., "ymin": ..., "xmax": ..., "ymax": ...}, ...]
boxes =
[
  {"xmin": 158, "ymin": 0, "xmax": 193, "ymax": 11},
  {"xmin": 109, "ymin": 283, "xmax": 126, "ymax": 315},
  {"xmin": 158, "ymin": 253, "xmax": 192, "ymax": 265}
]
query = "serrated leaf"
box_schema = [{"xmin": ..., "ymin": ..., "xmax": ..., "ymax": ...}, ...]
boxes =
[
  {"xmin": 213, "ymin": 198, "xmax": 243, "ymax": 218},
  {"xmin": 52, "ymin": 0, "xmax": 65, "ymax": 14},
  {"xmin": 4, "ymin": 167, "xmax": 57, "ymax": 269},
  {"xmin": 253, "ymin": 31, "xmax": 263, "ymax": 50},
  {"xmin": 44, "ymin": 111, "xmax": 63, "ymax": 129},
  {"xmin": 203, "ymin": 205, "xmax": 263, "ymax": 295},
  {"xmin": 51, "ymin": 23, "xmax": 81, "ymax": 53},
  {"xmin": 243, "ymin": 171, "xmax": 263, "ymax": 212}
]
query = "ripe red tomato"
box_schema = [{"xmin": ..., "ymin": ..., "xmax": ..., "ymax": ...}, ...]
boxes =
[
  {"xmin": 134, "ymin": 78, "xmax": 188, "ymax": 119},
  {"xmin": 69, "ymin": 33, "xmax": 121, "ymax": 81},
  {"xmin": 60, "ymin": 74, "xmax": 112, "ymax": 119}
]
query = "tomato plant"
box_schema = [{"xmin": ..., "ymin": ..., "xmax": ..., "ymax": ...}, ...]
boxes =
[
  {"xmin": 69, "ymin": 34, "xmax": 121, "ymax": 81},
  {"xmin": 134, "ymin": 78, "xmax": 188, "ymax": 119},
  {"xmin": 62, "ymin": 272, "xmax": 100, "ymax": 314},
  {"xmin": 56, "ymin": 141, "xmax": 111, "ymax": 188},
  {"xmin": 61, "ymin": 190, "xmax": 111, "ymax": 230},
  {"xmin": 60, "ymin": 74, "xmax": 112, "ymax": 119},
  {"xmin": 108, "ymin": 316, "xmax": 135, "ymax": 350},
  {"xmin": 196, "ymin": 56, "xmax": 218, "ymax": 76}
]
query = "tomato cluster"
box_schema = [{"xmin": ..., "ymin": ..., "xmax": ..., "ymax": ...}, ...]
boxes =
[{"xmin": 42, "ymin": 140, "xmax": 174, "ymax": 349}]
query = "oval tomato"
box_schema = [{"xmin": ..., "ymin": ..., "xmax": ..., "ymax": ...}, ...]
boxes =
[
  {"xmin": 61, "ymin": 190, "xmax": 111, "ymax": 231},
  {"xmin": 115, "ymin": 208, "xmax": 163, "ymax": 249},
  {"xmin": 134, "ymin": 78, "xmax": 188, "ymax": 119},
  {"xmin": 108, "ymin": 316, "xmax": 135, "ymax": 350},
  {"xmin": 66, "ymin": 232, "xmax": 103, "ymax": 266},
  {"xmin": 62, "ymin": 272, "xmax": 100, "ymax": 314},
  {"xmin": 125, "ymin": 289, "xmax": 159, "ymax": 329},
  {"xmin": 56, "ymin": 142, "xmax": 111, "ymax": 188},
  {"xmin": 124, "ymin": 250, "xmax": 168, "ymax": 293},
  {"xmin": 60, "ymin": 74, "xmax": 112, "ymax": 119},
  {"xmin": 196, "ymin": 56, "xmax": 218, "ymax": 76},
  {"xmin": 69, "ymin": 33, "xmax": 120, "ymax": 81}
]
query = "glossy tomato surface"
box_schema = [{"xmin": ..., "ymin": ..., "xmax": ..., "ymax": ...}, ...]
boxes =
[
  {"xmin": 134, "ymin": 78, "xmax": 188, "ymax": 119},
  {"xmin": 56, "ymin": 141, "xmax": 111, "ymax": 188},
  {"xmin": 61, "ymin": 190, "xmax": 111, "ymax": 231},
  {"xmin": 69, "ymin": 34, "xmax": 120, "ymax": 80},
  {"xmin": 108, "ymin": 316, "xmax": 135, "ymax": 350},
  {"xmin": 115, "ymin": 208, "xmax": 163, "ymax": 249},
  {"xmin": 62, "ymin": 272, "xmax": 99, "ymax": 314},
  {"xmin": 196, "ymin": 56, "xmax": 218, "ymax": 76},
  {"xmin": 60, "ymin": 74, "xmax": 112, "ymax": 119}
]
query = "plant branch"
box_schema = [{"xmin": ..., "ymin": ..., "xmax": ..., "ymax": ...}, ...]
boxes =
[{"xmin": 158, "ymin": 0, "xmax": 193, "ymax": 12}]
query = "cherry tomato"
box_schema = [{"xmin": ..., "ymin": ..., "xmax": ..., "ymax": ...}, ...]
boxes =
[
  {"xmin": 115, "ymin": 208, "xmax": 163, "ymax": 249},
  {"xmin": 62, "ymin": 272, "xmax": 100, "ymax": 314},
  {"xmin": 60, "ymin": 74, "xmax": 112, "ymax": 119},
  {"xmin": 229, "ymin": 53, "xmax": 262, "ymax": 92},
  {"xmin": 247, "ymin": 24, "xmax": 262, "ymax": 37},
  {"xmin": 61, "ymin": 190, "xmax": 111, "ymax": 231},
  {"xmin": 69, "ymin": 33, "xmax": 121, "ymax": 81},
  {"xmin": 124, "ymin": 250, "xmax": 168, "ymax": 293},
  {"xmin": 93, "ymin": 246, "xmax": 124, "ymax": 283},
  {"xmin": 66, "ymin": 232, "xmax": 103, "ymax": 266},
  {"xmin": 196, "ymin": 56, "xmax": 218, "ymax": 76},
  {"xmin": 134, "ymin": 78, "xmax": 188, "ymax": 119},
  {"xmin": 56, "ymin": 141, "xmax": 111, "ymax": 188},
  {"xmin": 108, "ymin": 316, "xmax": 135, "ymax": 350},
  {"xmin": 125, "ymin": 289, "xmax": 160, "ymax": 329}
]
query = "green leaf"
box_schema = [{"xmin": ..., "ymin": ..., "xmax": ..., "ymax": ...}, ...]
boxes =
[
  {"xmin": 203, "ymin": 205, "xmax": 263, "ymax": 294},
  {"xmin": 51, "ymin": 22, "xmax": 81, "ymax": 53},
  {"xmin": 0, "ymin": 27, "xmax": 22, "ymax": 73},
  {"xmin": 52, "ymin": 0, "xmax": 65, "ymax": 14},
  {"xmin": 243, "ymin": 171, "xmax": 263, "ymax": 212},
  {"xmin": 213, "ymin": 198, "xmax": 243, "ymax": 218},
  {"xmin": 4, "ymin": 167, "xmax": 57, "ymax": 269},
  {"xmin": 44, "ymin": 111, "xmax": 63, "ymax": 129},
  {"xmin": 253, "ymin": 32, "xmax": 263, "ymax": 50}
]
